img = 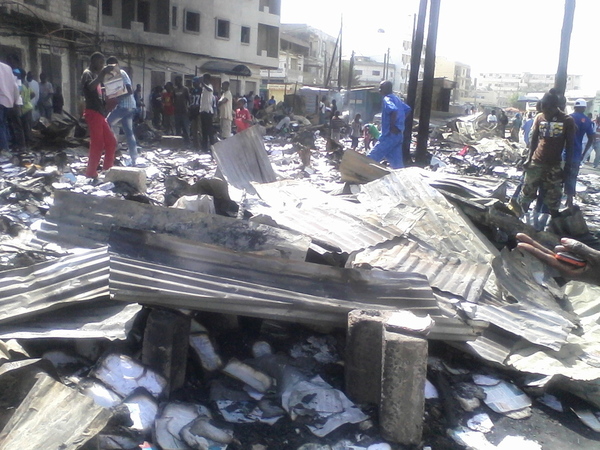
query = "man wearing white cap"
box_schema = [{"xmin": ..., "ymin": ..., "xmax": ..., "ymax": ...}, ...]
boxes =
[{"xmin": 566, "ymin": 98, "xmax": 595, "ymax": 207}]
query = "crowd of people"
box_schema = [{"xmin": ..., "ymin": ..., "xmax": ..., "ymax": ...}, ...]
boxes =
[
  {"xmin": 0, "ymin": 53, "xmax": 64, "ymax": 153},
  {"xmin": 149, "ymin": 80, "xmax": 278, "ymax": 150}
]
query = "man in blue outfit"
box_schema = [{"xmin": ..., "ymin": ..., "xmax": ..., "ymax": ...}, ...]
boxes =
[
  {"xmin": 368, "ymin": 80, "xmax": 411, "ymax": 169},
  {"xmin": 566, "ymin": 98, "xmax": 595, "ymax": 207}
]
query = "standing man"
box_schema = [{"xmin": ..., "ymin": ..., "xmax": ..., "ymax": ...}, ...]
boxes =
[
  {"xmin": 105, "ymin": 56, "xmax": 138, "ymax": 166},
  {"xmin": 38, "ymin": 72, "xmax": 54, "ymax": 119},
  {"xmin": 0, "ymin": 61, "xmax": 21, "ymax": 151},
  {"xmin": 566, "ymin": 98, "xmax": 595, "ymax": 207},
  {"xmin": 133, "ymin": 83, "xmax": 144, "ymax": 122},
  {"xmin": 173, "ymin": 75, "xmax": 190, "ymax": 144},
  {"xmin": 161, "ymin": 82, "xmax": 175, "ymax": 135},
  {"xmin": 497, "ymin": 109, "xmax": 509, "ymax": 138},
  {"xmin": 516, "ymin": 89, "xmax": 575, "ymax": 217},
  {"xmin": 218, "ymin": 80, "xmax": 233, "ymax": 139},
  {"xmin": 522, "ymin": 112, "xmax": 535, "ymax": 148},
  {"xmin": 189, "ymin": 76, "xmax": 202, "ymax": 149},
  {"xmin": 319, "ymin": 96, "xmax": 327, "ymax": 125},
  {"xmin": 350, "ymin": 113, "xmax": 363, "ymax": 150},
  {"xmin": 26, "ymin": 72, "xmax": 39, "ymax": 122},
  {"xmin": 487, "ymin": 110, "xmax": 498, "ymax": 126},
  {"xmin": 510, "ymin": 113, "xmax": 522, "ymax": 142},
  {"xmin": 81, "ymin": 52, "xmax": 117, "ymax": 179},
  {"xmin": 150, "ymin": 86, "xmax": 163, "ymax": 129},
  {"xmin": 367, "ymin": 80, "xmax": 411, "ymax": 169},
  {"xmin": 199, "ymin": 73, "xmax": 215, "ymax": 151}
]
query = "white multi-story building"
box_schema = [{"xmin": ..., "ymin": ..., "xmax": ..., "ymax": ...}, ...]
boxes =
[
  {"xmin": 101, "ymin": 0, "xmax": 280, "ymax": 98},
  {"xmin": 0, "ymin": 0, "xmax": 281, "ymax": 112},
  {"xmin": 478, "ymin": 72, "xmax": 583, "ymax": 98},
  {"xmin": 353, "ymin": 56, "xmax": 395, "ymax": 87}
]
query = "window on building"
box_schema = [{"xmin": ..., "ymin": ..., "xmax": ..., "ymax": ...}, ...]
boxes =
[
  {"xmin": 71, "ymin": 0, "xmax": 88, "ymax": 23},
  {"xmin": 102, "ymin": 0, "xmax": 113, "ymax": 16},
  {"xmin": 216, "ymin": 19, "xmax": 230, "ymax": 39},
  {"xmin": 257, "ymin": 24, "xmax": 279, "ymax": 58},
  {"xmin": 185, "ymin": 10, "xmax": 200, "ymax": 33},
  {"xmin": 355, "ymin": 70, "xmax": 363, "ymax": 75},
  {"xmin": 172, "ymin": 6, "xmax": 178, "ymax": 28},
  {"xmin": 372, "ymin": 70, "xmax": 381, "ymax": 76},
  {"xmin": 241, "ymin": 26, "xmax": 251, "ymax": 44}
]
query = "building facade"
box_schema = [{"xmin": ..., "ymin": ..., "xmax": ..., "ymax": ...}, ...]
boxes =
[
  {"xmin": 478, "ymin": 71, "xmax": 583, "ymax": 105},
  {"xmin": 0, "ymin": 0, "xmax": 281, "ymax": 114},
  {"xmin": 353, "ymin": 56, "xmax": 396, "ymax": 88},
  {"xmin": 434, "ymin": 56, "xmax": 472, "ymax": 104}
]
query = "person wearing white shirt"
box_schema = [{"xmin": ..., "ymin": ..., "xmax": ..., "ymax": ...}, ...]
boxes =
[
  {"xmin": 0, "ymin": 61, "xmax": 21, "ymax": 150},
  {"xmin": 199, "ymin": 73, "xmax": 215, "ymax": 151},
  {"xmin": 218, "ymin": 81, "xmax": 233, "ymax": 139},
  {"xmin": 26, "ymin": 72, "xmax": 39, "ymax": 121}
]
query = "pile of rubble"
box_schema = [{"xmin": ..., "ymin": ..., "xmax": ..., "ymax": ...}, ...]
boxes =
[{"xmin": 1, "ymin": 117, "xmax": 600, "ymax": 450}]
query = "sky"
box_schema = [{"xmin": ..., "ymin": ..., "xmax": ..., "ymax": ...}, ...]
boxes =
[{"xmin": 280, "ymin": 0, "xmax": 600, "ymax": 92}]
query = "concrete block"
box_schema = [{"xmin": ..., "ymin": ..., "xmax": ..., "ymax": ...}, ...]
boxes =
[
  {"xmin": 142, "ymin": 308, "xmax": 191, "ymax": 395},
  {"xmin": 105, "ymin": 166, "xmax": 147, "ymax": 193},
  {"xmin": 345, "ymin": 310, "xmax": 385, "ymax": 405},
  {"xmin": 380, "ymin": 330, "xmax": 428, "ymax": 446}
]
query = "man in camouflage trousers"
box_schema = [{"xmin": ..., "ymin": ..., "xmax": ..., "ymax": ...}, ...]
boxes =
[{"xmin": 517, "ymin": 89, "xmax": 575, "ymax": 217}]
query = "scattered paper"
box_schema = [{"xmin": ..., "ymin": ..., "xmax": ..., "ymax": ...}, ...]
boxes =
[
  {"xmin": 479, "ymin": 380, "xmax": 531, "ymax": 415},
  {"xmin": 467, "ymin": 413, "xmax": 494, "ymax": 433}
]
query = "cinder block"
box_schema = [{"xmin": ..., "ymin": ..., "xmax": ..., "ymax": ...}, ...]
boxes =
[
  {"xmin": 345, "ymin": 310, "xmax": 385, "ymax": 405},
  {"xmin": 105, "ymin": 166, "xmax": 147, "ymax": 193},
  {"xmin": 142, "ymin": 308, "xmax": 191, "ymax": 395},
  {"xmin": 380, "ymin": 330, "xmax": 428, "ymax": 446}
]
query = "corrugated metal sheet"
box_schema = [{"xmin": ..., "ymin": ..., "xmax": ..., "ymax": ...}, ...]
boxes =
[
  {"xmin": 0, "ymin": 247, "xmax": 109, "ymax": 324},
  {"xmin": 250, "ymin": 180, "xmax": 425, "ymax": 253},
  {"xmin": 456, "ymin": 249, "xmax": 579, "ymax": 351},
  {"xmin": 0, "ymin": 301, "xmax": 141, "ymax": 340},
  {"xmin": 462, "ymin": 302, "xmax": 573, "ymax": 351},
  {"xmin": 36, "ymin": 190, "xmax": 310, "ymax": 260},
  {"xmin": 357, "ymin": 168, "xmax": 498, "ymax": 264},
  {"xmin": 348, "ymin": 237, "xmax": 491, "ymax": 303},
  {"xmin": 212, "ymin": 125, "xmax": 278, "ymax": 197},
  {"xmin": 107, "ymin": 228, "xmax": 477, "ymax": 340}
]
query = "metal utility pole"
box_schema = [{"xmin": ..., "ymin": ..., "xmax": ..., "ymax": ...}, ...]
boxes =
[
  {"xmin": 386, "ymin": 47, "xmax": 391, "ymax": 80},
  {"xmin": 402, "ymin": 0, "xmax": 428, "ymax": 165},
  {"xmin": 415, "ymin": 0, "xmax": 441, "ymax": 166},
  {"xmin": 345, "ymin": 50, "xmax": 355, "ymax": 106},
  {"xmin": 325, "ymin": 28, "xmax": 341, "ymax": 88},
  {"xmin": 381, "ymin": 53, "xmax": 387, "ymax": 81},
  {"xmin": 338, "ymin": 15, "xmax": 343, "ymax": 89},
  {"xmin": 554, "ymin": 0, "xmax": 576, "ymax": 99}
]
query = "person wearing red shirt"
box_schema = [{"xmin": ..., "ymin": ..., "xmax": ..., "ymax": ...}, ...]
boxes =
[{"xmin": 235, "ymin": 98, "xmax": 253, "ymax": 133}]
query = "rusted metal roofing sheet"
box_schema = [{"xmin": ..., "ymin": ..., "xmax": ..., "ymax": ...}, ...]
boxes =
[
  {"xmin": 357, "ymin": 168, "xmax": 498, "ymax": 264},
  {"xmin": 348, "ymin": 237, "xmax": 491, "ymax": 303},
  {"xmin": 108, "ymin": 229, "xmax": 478, "ymax": 341},
  {"xmin": 250, "ymin": 180, "xmax": 425, "ymax": 253},
  {"xmin": 0, "ymin": 247, "xmax": 109, "ymax": 324}
]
